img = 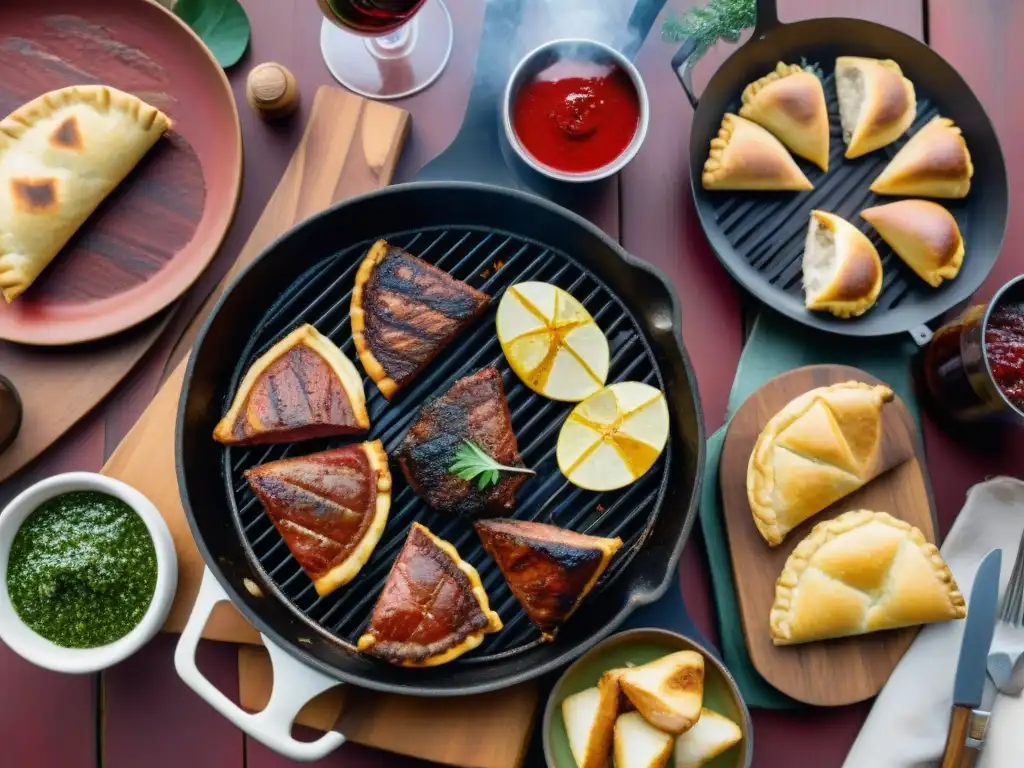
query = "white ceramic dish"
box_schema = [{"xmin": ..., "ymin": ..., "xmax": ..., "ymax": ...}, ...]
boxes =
[
  {"xmin": 502, "ymin": 38, "xmax": 650, "ymax": 184},
  {"xmin": 0, "ymin": 472, "xmax": 177, "ymax": 673}
]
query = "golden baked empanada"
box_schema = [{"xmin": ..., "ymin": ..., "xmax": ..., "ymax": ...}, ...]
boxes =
[
  {"xmin": 740, "ymin": 62, "xmax": 830, "ymax": 171},
  {"xmin": 835, "ymin": 57, "xmax": 916, "ymax": 159},
  {"xmin": 861, "ymin": 200, "xmax": 964, "ymax": 287},
  {"xmin": 770, "ymin": 510, "xmax": 966, "ymax": 645},
  {"xmin": 0, "ymin": 85, "xmax": 171, "ymax": 302},
  {"xmin": 747, "ymin": 381, "xmax": 894, "ymax": 546},
  {"xmin": 870, "ymin": 117, "xmax": 973, "ymax": 199},
  {"xmin": 702, "ymin": 114, "xmax": 813, "ymax": 191},
  {"xmin": 802, "ymin": 210, "xmax": 883, "ymax": 318}
]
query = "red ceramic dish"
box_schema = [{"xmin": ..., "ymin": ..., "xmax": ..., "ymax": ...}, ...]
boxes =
[{"xmin": 0, "ymin": 0, "xmax": 242, "ymax": 345}]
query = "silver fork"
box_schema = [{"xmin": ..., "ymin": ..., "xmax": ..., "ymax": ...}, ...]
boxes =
[{"xmin": 987, "ymin": 524, "xmax": 1024, "ymax": 695}]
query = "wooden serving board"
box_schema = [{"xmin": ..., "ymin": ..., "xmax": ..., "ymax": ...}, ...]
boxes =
[
  {"xmin": 719, "ymin": 364, "xmax": 935, "ymax": 707},
  {"xmin": 100, "ymin": 86, "xmax": 540, "ymax": 768}
]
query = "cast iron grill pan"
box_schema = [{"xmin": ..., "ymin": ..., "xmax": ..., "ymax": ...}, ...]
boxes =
[
  {"xmin": 223, "ymin": 225, "xmax": 670, "ymax": 661},
  {"xmin": 682, "ymin": 14, "xmax": 1008, "ymax": 337}
]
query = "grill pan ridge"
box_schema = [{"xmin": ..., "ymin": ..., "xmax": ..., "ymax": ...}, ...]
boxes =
[
  {"xmin": 176, "ymin": 182, "xmax": 706, "ymax": 696},
  {"xmin": 685, "ymin": 23, "xmax": 1008, "ymax": 337},
  {"xmin": 224, "ymin": 226, "xmax": 669, "ymax": 660}
]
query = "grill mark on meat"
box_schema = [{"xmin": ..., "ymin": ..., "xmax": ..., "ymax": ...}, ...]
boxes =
[{"xmin": 399, "ymin": 368, "xmax": 528, "ymax": 518}]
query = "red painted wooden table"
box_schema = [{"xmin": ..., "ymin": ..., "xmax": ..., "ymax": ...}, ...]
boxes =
[{"xmin": 1, "ymin": 1, "xmax": 1020, "ymax": 767}]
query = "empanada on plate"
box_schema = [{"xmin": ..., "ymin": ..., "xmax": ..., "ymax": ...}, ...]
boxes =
[
  {"xmin": 861, "ymin": 200, "xmax": 964, "ymax": 287},
  {"xmin": 770, "ymin": 510, "xmax": 966, "ymax": 645},
  {"xmin": 0, "ymin": 85, "xmax": 171, "ymax": 302},
  {"xmin": 802, "ymin": 210, "xmax": 883, "ymax": 318},
  {"xmin": 740, "ymin": 62, "xmax": 830, "ymax": 171},
  {"xmin": 747, "ymin": 381, "xmax": 894, "ymax": 546},
  {"xmin": 870, "ymin": 117, "xmax": 973, "ymax": 199},
  {"xmin": 702, "ymin": 113, "xmax": 813, "ymax": 191},
  {"xmin": 835, "ymin": 57, "xmax": 916, "ymax": 159}
]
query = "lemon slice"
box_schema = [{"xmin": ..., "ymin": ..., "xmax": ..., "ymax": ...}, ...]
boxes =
[
  {"xmin": 557, "ymin": 382, "xmax": 670, "ymax": 491},
  {"xmin": 496, "ymin": 281, "xmax": 610, "ymax": 402}
]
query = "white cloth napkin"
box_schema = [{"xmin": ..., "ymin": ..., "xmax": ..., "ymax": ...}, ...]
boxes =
[{"xmin": 844, "ymin": 476, "xmax": 1024, "ymax": 768}]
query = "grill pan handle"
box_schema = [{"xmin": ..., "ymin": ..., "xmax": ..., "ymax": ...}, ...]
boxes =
[
  {"xmin": 670, "ymin": 0, "xmax": 782, "ymax": 110},
  {"xmin": 174, "ymin": 569, "xmax": 346, "ymax": 763}
]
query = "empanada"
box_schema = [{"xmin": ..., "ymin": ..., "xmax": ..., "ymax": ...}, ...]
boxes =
[
  {"xmin": 861, "ymin": 200, "xmax": 964, "ymax": 287},
  {"xmin": 870, "ymin": 117, "xmax": 973, "ymax": 199},
  {"xmin": 0, "ymin": 85, "xmax": 171, "ymax": 302},
  {"xmin": 702, "ymin": 113, "xmax": 813, "ymax": 191},
  {"xmin": 770, "ymin": 510, "xmax": 966, "ymax": 645},
  {"xmin": 835, "ymin": 56, "xmax": 916, "ymax": 159},
  {"xmin": 740, "ymin": 62, "xmax": 830, "ymax": 171},
  {"xmin": 802, "ymin": 210, "xmax": 883, "ymax": 318},
  {"xmin": 747, "ymin": 381, "xmax": 894, "ymax": 546}
]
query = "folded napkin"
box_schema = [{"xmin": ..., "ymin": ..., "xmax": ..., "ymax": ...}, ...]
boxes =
[
  {"xmin": 844, "ymin": 476, "xmax": 1024, "ymax": 768},
  {"xmin": 698, "ymin": 309, "xmax": 921, "ymax": 708}
]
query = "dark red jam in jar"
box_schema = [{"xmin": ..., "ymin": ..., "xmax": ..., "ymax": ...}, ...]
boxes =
[
  {"xmin": 985, "ymin": 302, "xmax": 1024, "ymax": 410},
  {"xmin": 512, "ymin": 59, "xmax": 640, "ymax": 174}
]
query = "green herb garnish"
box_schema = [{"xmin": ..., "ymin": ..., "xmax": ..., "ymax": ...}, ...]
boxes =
[
  {"xmin": 661, "ymin": 0, "xmax": 756, "ymax": 56},
  {"xmin": 449, "ymin": 440, "xmax": 535, "ymax": 490}
]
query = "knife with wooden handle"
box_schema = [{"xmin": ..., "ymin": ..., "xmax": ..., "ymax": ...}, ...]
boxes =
[{"xmin": 941, "ymin": 549, "xmax": 1002, "ymax": 768}]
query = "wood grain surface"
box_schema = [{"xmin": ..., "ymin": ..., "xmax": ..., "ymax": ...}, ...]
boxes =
[{"xmin": 719, "ymin": 365, "xmax": 934, "ymax": 706}]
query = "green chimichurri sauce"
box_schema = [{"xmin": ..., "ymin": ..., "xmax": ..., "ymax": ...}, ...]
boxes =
[{"xmin": 6, "ymin": 491, "xmax": 157, "ymax": 648}]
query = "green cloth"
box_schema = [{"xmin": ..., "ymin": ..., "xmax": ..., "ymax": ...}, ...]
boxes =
[{"xmin": 699, "ymin": 308, "xmax": 921, "ymax": 709}]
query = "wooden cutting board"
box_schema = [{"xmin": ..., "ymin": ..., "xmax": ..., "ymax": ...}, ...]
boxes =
[
  {"xmin": 100, "ymin": 85, "xmax": 540, "ymax": 768},
  {"xmin": 719, "ymin": 364, "xmax": 936, "ymax": 706}
]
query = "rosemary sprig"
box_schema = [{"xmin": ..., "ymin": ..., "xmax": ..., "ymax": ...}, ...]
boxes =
[
  {"xmin": 661, "ymin": 0, "xmax": 756, "ymax": 58},
  {"xmin": 449, "ymin": 440, "xmax": 535, "ymax": 490}
]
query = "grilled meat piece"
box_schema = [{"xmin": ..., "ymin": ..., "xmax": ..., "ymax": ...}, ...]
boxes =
[
  {"xmin": 475, "ymin": 519, "xmax": 622, "ymax": 640},
  {"xmin": 351, "ymin": 240, "xmax": 490, "ymax": 399},
  {"xmin": 399, "ymin": 367, "xmax": 529, "ymax": 518},
  {"xmin": 357, "ymin": 522, "xmax": 502, "ymax": 666},
  {"xmin": 214, "ymin": 323, "xmax": 369, "ymax": 445},
  {"xmin": 245, "ymin": 441, "xmax": 390, "ymax": 597}
]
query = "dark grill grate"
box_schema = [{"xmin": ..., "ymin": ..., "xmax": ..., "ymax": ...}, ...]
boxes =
[
  {"xmin": 708, "ymin": 72, "xmax": 969, "ymax": 316},
  {"xmin": 221, "ymin": 226, "xmax": 670, "ymax": 662}
]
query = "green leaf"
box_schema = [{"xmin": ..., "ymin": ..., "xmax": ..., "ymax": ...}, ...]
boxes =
[
  {"xmin": 175, "ymin": 0, "xmax": 251, "ymax": 69},
  {"xmin": 448, "ymin": 440, "xmax": 535, "ymax": 490},
  {"xmin": 661, "ymin": 0, "xmax": 756, "ymax": 57}
]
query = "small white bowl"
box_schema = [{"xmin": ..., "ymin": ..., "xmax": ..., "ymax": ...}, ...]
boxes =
[
  {"xmin": 0, "ymin": 472, "xmax": 178, "ymax": 674},
  {"xmin": 503, "ymin": 38, "xmax": 650, "ymax": 183}
]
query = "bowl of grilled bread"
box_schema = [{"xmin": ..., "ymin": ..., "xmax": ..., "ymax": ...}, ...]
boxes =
[{"xmin": 543, "ymin": 627, "xmax": 752, "ymax": 768}]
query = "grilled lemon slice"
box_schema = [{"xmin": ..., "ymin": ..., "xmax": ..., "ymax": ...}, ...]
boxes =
[
  {"xmin": 496, "ymin": 281, "xmax": 609, "ymax": 402},
  {"xmin": 557, "ymin": 382, "xmax": 669, "ymax": 491}
]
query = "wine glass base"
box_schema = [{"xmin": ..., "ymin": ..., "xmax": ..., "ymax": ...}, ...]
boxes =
[{"xmin": 320, "ymin": 0, "xmax": 453, "ymax": 101}]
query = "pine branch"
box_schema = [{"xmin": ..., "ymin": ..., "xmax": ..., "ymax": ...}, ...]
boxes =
[{"xmin": 662, "ymin": 0, "xmax": 756, "ymax": 58}]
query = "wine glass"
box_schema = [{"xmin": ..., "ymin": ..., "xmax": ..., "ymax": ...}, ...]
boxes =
[{"xmin": 317, "ymin": 0, "xmax": 453, "ymax": 100}]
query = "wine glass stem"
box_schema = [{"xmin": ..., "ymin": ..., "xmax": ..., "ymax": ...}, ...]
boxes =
[{"xmin": 366, "ymin": 17, "xmax": 418, "ymax": 60}]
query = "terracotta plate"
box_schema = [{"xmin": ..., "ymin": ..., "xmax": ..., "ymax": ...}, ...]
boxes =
[{"xmin": 0, "ymin": 0, "xmax": 242, "ymax": 345}]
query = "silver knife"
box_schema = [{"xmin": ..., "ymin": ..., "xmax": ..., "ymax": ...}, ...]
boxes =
[{"xmin": 941, "ymin": 548, "xmax": 1002, "ymax": 768}]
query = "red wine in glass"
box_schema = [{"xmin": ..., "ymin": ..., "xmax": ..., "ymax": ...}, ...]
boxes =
[
  {"xmin": 322, "ymin": 0, "xmax": 428, "ymax": 35},
  {"xmin": 317, "ymin": 0, "xmax": 452, "ymax": 100}
]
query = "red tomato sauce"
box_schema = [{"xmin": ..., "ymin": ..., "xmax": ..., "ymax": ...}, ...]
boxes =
[
  {"xmin": 986, "ymin": 303, "xmax": 1024, "ymax": 409},
  {"xmin": 512, "ymin": 59, "xmax": 640, "ymax": 174}
]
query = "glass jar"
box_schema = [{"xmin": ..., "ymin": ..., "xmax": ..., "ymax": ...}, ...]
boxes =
[{"xmin": 917, "ymin": 274, "xmax": 1024, "ymax": 426}]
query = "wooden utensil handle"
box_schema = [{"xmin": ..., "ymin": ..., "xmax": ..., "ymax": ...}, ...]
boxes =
[{"xmin": 941, "ymin": 705, "xmax": 987, "ymax": 768}]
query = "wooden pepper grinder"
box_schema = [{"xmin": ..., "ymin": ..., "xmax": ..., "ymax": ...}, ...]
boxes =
[
  {"xmin": 0, "ymin": 374, "xmax": 22, "ymax": 455},
  {"xmin": 245, "ymin": 63, "xmax": 300, "ymax": 121}
]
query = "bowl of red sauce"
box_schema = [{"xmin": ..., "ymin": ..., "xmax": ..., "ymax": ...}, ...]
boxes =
[
  {"xmin": 918, "ymin": 273, "xmax": 1024, "ymax": 426},
  {"xmin": 503, "ymin": 38, "xmax": 649, "ymax": 183}
]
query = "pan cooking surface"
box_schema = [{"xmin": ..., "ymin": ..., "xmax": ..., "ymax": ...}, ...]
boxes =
[
  {"xmin": 711, "ymin": 73, "xmax": 960, "ymax": 313},
  {"xmin": 690, "ymin": 40, "xmax": 1006, "ymax": 337},
  {"xmin": 222, "ymin": 225, "xmax": 670, "ymax": 662}
]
